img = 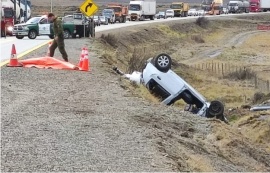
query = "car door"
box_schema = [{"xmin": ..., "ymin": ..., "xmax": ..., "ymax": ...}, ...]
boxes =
[{"xmin": 38, "ymin": 18, "xmax": 51, "ymax": 35}]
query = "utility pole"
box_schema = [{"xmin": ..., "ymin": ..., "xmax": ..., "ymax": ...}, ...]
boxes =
[
  {"xmin": 25, "ymin": 0, "xmax": 27, "ymax": 22},
  {"xmin": 18, "ymin": 0, "xmax": 21, "ymax": 22},
  {"xmin": 50, "ymin": 0, "xmax": 53, "ymax": 13},
  {"xmin": 14, "ymin": 0, "xmax": 16, "ymax": 24}
]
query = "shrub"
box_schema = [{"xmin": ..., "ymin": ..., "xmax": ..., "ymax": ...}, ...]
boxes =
[
  {"xmin": 100, "ymin": 33, "xmax": 118, "ymax": 48},
  {"xmin": 224, "ymin": 67, "xmax": 256, "ymax": 80},
  {"xmin": 127, "ymin": 48, "xmax": 152, "ymax": 73},
  {"xmin": 195, "ymin": 17, "xmax": 209, "ymax": 29},
  {"xmin": 253, "ymin": 92, "xmax": 265, "ymax": 104},
  {"xmin": 191, "ymin": 35, "xmax": 205, "ymax": 43}
]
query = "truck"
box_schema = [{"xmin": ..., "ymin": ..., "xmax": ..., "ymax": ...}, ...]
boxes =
[
  {"xmin": 107, "ymin": 3, "xmax": 128, "ymax": 23},
  {"xmin": 13, "ymin": 0, "xmax": 32, "ymax": 22},
  {"xmin": 1, "ymin": 0, "xmax": 31, "ymax": 37},
  {"xmin": 12, "ymin": 13, "xmax": 95, "ymax": 39},
  {"xmin": 249, "ymin": 0, "xmax": 270, "ymax": 12},
  {"xmin": 1, "ymin": 0, "xmax": 20, "ymax": 37},
  {"xmin": 1, "ymin": 7, "xmax": 15, "ymax": 36},
  {"xmin": 209, "ymin": 0, "xmax": 223, "ymax": 15},
  {"xmin": 170, "ymin": 2, "xmax": 189, "ymax": 17},
  {"xmin": 102, "ymin": 8, "xmax": 116, "ymax": 24},
  {"xmin": 227, "ymin": 0, "xmax": 250, "ymax": 13},
  {"xmin": 128, "ymin": 0, "xmax": 156, "ymax": 21}
]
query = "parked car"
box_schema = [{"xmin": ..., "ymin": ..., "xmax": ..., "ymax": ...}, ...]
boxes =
[
  {"xmin": 222, "ymin": 7, "xmax": 229, "ymax": 14},
  {"xmin": 165, "ymin": 9, "xmax": 174, "ymax": 18},
  {"xmin": 99, "ymin": 16, "xmax": 108, "ymax": 25},
  {"xmin": 93, "ymin": 16, "xmax": 101, "ymax": 26},
  {"xmin": 197, "ymin": 10, "xmax": 205, "ymax": 16},
  {"xmin": 188, "ymin": 9, "xmax": 198, "ymax": 16},
  {"xmin": 156, "ymin": 11, "xmax": 166, "ymax": 19}
]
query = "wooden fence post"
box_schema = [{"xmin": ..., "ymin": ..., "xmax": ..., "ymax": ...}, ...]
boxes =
[
  {"xmin": 254, "ymin": 75, "xmax": 258, "ymax": 89},
  {"xmin": 222, "ymin": 63, "xmax": 224, "ymax": 77},
  {"xmin": 267, "ymin": 80, "xmax": 270, "ymax": 92}
]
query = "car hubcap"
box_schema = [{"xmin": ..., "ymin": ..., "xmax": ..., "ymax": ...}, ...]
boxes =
[
  {"xmin": 30, "ymin": 32, "xmax": 35, "ymax": 38},
  {"xmin": 64, "ymin": 31, "xmax": 69, "ymax": 38},
  {"xmin": 157, "ymin": 55, "xmax": 169, "ymax": 67}
]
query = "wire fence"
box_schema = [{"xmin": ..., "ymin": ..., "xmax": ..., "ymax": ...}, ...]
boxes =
[{"xmin": 190, "ymin": 61, "xmax": 270, "ymax": 93}]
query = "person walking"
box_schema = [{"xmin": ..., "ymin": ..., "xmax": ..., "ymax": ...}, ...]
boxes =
[{"xmin": 47, "ymin": 13, "xmax": 68, "ymax": 62}]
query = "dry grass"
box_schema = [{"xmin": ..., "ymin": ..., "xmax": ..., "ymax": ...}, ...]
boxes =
[
  {"xmin": 118, "ymin": 76, "xmax": 160, "ymax": 104},
  {"xmin": 215, "ymin": 32, "xmax": 270, "ymax": 80},
  {"xmin": 96, "ymin": 17, "xmax": 270, "ymax": 109},
  {"xmin": 195, "ymin": 17, "xmax": 209, "ymax": 29},
  {"xmin": 232, "ymin": 112, "xmax": 270, "ymax": 151},
  {"xmin": 100, "ymin": 34, "xmax": 119, "ymax": 48}
]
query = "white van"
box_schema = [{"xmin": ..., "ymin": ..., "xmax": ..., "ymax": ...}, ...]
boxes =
[{"xmin": 165, "ymin": 9, "xmax": 174, "ymax": 18}]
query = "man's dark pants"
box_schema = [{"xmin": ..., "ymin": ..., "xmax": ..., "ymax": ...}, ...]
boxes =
[{"xmin": 49, "ymin": 37, "xmax": 68, "ymax": 62}]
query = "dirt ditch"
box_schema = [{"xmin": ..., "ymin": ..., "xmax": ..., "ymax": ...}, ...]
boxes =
[{"xmin": 1, "ymin": 14, "xmax": 270, "ymax": 172}]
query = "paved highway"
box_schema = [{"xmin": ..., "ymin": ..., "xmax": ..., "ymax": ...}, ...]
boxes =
[{"xmin": 0, "ymin": 12, "xmax": 268, "ymax": 66}]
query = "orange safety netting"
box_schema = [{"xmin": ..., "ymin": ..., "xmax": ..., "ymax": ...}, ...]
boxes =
[{"xmin": 20, "ymin": 57, "xmax": 81, "ymax": 70}]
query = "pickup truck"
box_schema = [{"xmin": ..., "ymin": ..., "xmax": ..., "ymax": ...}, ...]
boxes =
[{"xmin": 12, "ymin": 14, "xmax": 95, "ymax": 39}]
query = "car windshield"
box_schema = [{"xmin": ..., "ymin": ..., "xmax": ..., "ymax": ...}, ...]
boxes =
[
  {"xmin": 201, "ymin": 0, "xmax": 213, "ymax": 5},
  {"xmin": 166, "ymin": 11, "xmax": 173, "ymax": 13},
  {"xmin": 229, "ymin": 3, "xmax": 237, "ymax": 6},
  {"xmin": 94, "ymin": 16, "xmax": 99, "ymax": 19},
  {"xmin": 170, "ymin": 4, "xmax": 182, "ymax": 9},
  {"xmin": 26, "ymin": 17, "xmax": 41, "ymax": 24},
  {"xmin": 189, "ymin": 9, "xmax": 196, "ymax": 11},
  {"xmin": 103, "ymin": 9, "xmax": 113, "ymax": 14},
  {"xmin": 159, "ymin": 12, "xmax": 165, "ymax": 15},
  {"xmin": 110, "ymin": 7, "xmax": 121, "ymax": 12},
  {"xmin": 100, "ymin": 16, "xmax": 105, "ymax": 20},
  {"xmin": 3, "ymin": 8, "xmax": 14, "ymax": 18},
  {"xmin": 129, "ymin": 4, "xmax": 140, "ymax": 11}
]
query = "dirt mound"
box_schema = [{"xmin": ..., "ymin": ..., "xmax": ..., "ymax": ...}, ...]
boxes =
[{"xmin": 132, "ymin": 112, "xmax": 270, "ymax": 171}]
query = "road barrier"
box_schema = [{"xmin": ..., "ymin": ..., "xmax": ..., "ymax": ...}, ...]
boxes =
[{"xmin": 6, "ymin": 44, "xmax": 23, "ymax": 67}]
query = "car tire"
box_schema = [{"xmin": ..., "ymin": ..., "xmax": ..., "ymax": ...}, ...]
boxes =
[
  {"xmin": 154, "ymin": 53, "xmax": 172, "ymax": 72},
  {"xmin": 63, "ymin": 29, "xmax": 70, "ymax": 39},
  {"xmin": 1, "ymin": 30, "xmax": 6, "ymax": 37},
  {"xmin": 28, "ymin": 30, "xmax": 37, "ymax": 39},
  {"xmin": 16, "ymin": 35, "xmax": 24, "ymax": 39},
  {"xmin": 49, "ymin": 35, "xmax": 54, "ymax": 39},
  {"xmin": 207, "ymin": 100, "xmax": 224, "ymax": 118}
]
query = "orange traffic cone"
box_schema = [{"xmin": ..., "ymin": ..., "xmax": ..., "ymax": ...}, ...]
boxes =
[
  {"xmin": 47, "ymin": 41, "xmax": 52, "ymax": 57},
  {"xmin": 81, "ymin": 48, "xmax": 90, "ymax": 71},
  {"xmin": 78, "ymin": 47, "xmax": 85, "ymax": 68},
  {"xmin": 6, "ymin": 44, "xmax": 23, "ymax": 67}
]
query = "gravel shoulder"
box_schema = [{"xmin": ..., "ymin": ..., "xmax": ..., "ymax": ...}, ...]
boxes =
[{"xmin": 1, "ymin": 16, "xmax": 270, "ymax": 172}]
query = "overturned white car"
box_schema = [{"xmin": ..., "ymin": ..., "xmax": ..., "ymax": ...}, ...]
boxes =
[{"xmin": 113, "ymin": 53, "xmax": 227, "ymax": 122}]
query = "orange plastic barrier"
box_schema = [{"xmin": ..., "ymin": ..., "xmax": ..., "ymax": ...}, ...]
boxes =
[{"xmin": 20, "ymin": 57, "xmax": 80, "ymax": 70}]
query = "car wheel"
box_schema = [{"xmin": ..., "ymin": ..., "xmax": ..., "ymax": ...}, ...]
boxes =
[
  {"xmin": 154, "ymin": 53, "xmax": 172, "ymax": 72},
  {"xmin": 16, "ymin": 35, "xmax": 24, "ymax": 39},
  {"xmin": 63, "ymin": 30, "xmax": 70, "ymax": 39},
  {"xmin": 49, "ymin": 35, "xmax": 54, "ymax": 39},
  {"xmin": 28, "ymin": 30, "xmax": 37, "ymax": 39},
  {"xmin": 207, "ymin": 100, "xmax": 224, "ymax": 118}
]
